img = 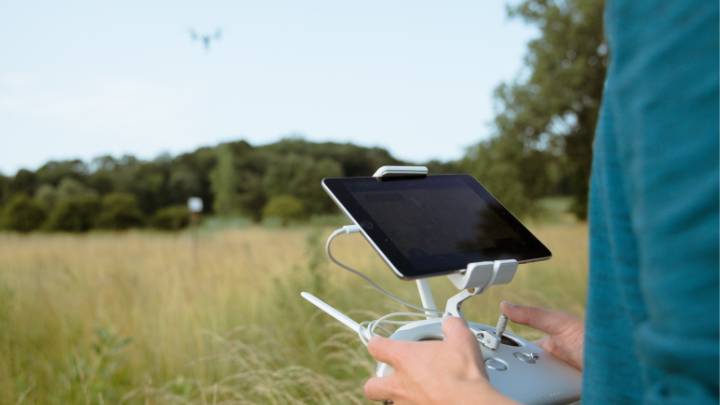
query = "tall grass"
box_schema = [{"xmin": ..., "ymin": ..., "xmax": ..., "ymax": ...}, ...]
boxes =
[{"xmin": 0, "ymin": 222, "xmax": 587, "ymax": 404}]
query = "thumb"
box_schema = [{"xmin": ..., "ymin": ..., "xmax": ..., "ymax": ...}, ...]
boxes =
[
  {"xmin": 442, "ymin": 316, "xmax": 478, "ymax": 347},
  {"xmin": 500, "ymin": 301, "xmax": 567, "ymax": 335}
]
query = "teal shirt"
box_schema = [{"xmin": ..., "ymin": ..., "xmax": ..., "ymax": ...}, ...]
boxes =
[{"xmin": 585, "ymin": 0, "xmax": 719, "ymax": 403}]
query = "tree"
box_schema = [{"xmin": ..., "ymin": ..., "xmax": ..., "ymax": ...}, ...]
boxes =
[
  {"xmin": 210, "ymin": 142, "xmax": 266, "ymax": 220},
  {"xmin": 425, "ymin": 159, "xmax": 463, "ymax": 175},
  {"xmin": 125, "ymin": 161, "xmax": 167, "ymax": 215},
  {"xmin": 45, "ymin": 195, "xmax": 100, "ymax": 232},
  {"xmin": 174, "ymin": 147, "xmax": 217, "ymax": 213},
  {"xmin": 167, "ymin": 166, "xmax": 201, "ymax": 206},
  {"xmin": 469, "ymin": 0, "xmax": 607, "ymax": 219},
  {"xmin": 8, "ymin": 169, "xmax": 37, "ymax": 197},
  {"xmin": 0, "ymin": 174, "xmax": 8, "ymax": 206},
  {"xmin": 36, "ymin": 160, "xmax": 88, "ymax": 186},
  {"xmin": 263, "ymin": 154, "xmax": 342, "ymax": 214},
  {"xmin": 1, "ymin": 138, "xmax": 409, "ymax": 230},
  {"xmin": 56, "ymin": 177, "xmax": 98, "ymax": 200},
  {"xmin": 1, "ymin": 194, "xmax": 47, "ymax": 232},
  {"xmin": 210, "ymin": 143, "xmax": 241, "ymax": 216},
  {"xmin": 463, "ymin": 136, "xmax": 535, "ymax": 217},
  {"xmin": 34, "ymin": 184, "xmax": 58, "ymax": 211},
  {"xmin": 262, "ymin": 195, "xmax": 306, "ymax": 226},
  {"xmin": 87, "ymin": 156, "xmax": 119, "ymax": 195},
  {"xmin": 261, "ymin": 137, "xmax": 401, "ymax": 176},
  {"xmin": 96, "ymin": 192, "xmax": 144, "ymax": 230},
  {"xmin": 152, "ymin": 205, "xmax": 190, "ymax": 230}
]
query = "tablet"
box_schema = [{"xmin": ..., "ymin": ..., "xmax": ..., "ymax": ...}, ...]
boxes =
[{"xmin": 322, "ymin": 174, "xmax": 551, "ymax": 279}]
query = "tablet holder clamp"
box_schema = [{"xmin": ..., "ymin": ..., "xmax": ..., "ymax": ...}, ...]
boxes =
[{"xmin": 372, "ymin": 166, "xmax": 519, "ymax": 350}]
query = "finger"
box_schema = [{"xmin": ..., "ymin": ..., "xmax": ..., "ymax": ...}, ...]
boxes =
[
  {"xmin": 442, "ymin": 316, "xmax": 487, "ymax": 379},
  {"xmin": 367, "ymin": 336, "xmax": 410, "ymax": 367},
  {"xmin": 535, "ymin": 335, "xmax": 554, "ymax": 353},
  {"xmin": 364, "ymin": 376, "xmax": 398, "ymax": 402},
  {"xmin": 442, "ymin": 316, "xmax": 477, "ymax": 346},
  {"xmin": 500, "ymin": 301, "xmax": 568, "ymax": 334}
]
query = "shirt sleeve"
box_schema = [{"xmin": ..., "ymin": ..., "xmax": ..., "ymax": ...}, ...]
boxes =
[{"xmin": 606, "ymin": 1, "xmax": 719, "ymax": 402}]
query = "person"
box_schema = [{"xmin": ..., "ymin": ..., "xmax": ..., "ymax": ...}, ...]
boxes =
[{"xmin": 363, "ymin": 0, "xmax": 719, "ymax": 403}]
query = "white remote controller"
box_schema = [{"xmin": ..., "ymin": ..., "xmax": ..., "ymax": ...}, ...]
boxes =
[
  {"xmin": 377, "ymin": 319, "xmax": 581, "ymax": 405},
  {"xmin": 301, "ymin": 292, "xmax": 581, "ymax": 405}
]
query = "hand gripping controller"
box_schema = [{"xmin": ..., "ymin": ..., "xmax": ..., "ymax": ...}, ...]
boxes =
[
  {"xmin": 375, "ymin": 318, "xmax": 581, "ymax": 404},
  {"xmin": 302, "ymin": 255, "xmax": 582, "ymax": 404},
  {"xmin": 370, "ymin": 259, "xmax": 580, "ymax": 404},
  {"xmin": 303, "ymin": 289, "xmax": 581, "ymax": 404}
]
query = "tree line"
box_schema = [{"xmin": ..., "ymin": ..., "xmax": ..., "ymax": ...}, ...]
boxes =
[{"xmin": 0, "ymin": 139, "xmax": 406, "ymax": 232}]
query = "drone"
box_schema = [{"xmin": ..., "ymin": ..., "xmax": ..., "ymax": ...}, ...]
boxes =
[{"xmin": 189, "ymin": 28, "xmax": 222, "ymax": 51}]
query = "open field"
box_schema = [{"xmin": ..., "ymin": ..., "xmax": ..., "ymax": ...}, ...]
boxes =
[{"xmin": 0, "ymin": 222, "xmax": 587, "ymax": 404}]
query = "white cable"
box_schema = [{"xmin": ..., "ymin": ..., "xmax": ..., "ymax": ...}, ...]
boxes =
[
  {"xmin": 358, "ymin": 312, "xmax": 431, "ymax": 345},
  {"xmin": 325, "ymin": 226, "xmax": 443, "ymax": 315}
]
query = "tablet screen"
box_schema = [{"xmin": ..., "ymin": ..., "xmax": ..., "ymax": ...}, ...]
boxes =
[{"xmin": 323, "ymin": 174, "xmax": 551, "ymax": 279}]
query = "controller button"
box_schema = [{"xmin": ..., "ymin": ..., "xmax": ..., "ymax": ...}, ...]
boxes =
[
  {"xmin": 485, "ymin": 357, "xmax": 508, "ymax": 371},
  {"xmin": 514, "ymin": 351, "xmax": 539, "ymax": 364}
]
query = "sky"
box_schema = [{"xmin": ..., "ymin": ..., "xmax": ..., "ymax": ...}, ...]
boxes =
[{"xmin": 0, "ymin": 0, "xmax": 535, "ymax": 175}]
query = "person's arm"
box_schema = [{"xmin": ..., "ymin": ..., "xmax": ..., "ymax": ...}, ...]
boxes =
[
  {"xmin": 363, "ymin": 317, "xmax": 515, "ymax": 405},
  {"xmin": 625, "ymin": 87, "xmax": 719, "ymax": 403},
  {"xmin": 604, "ymin": 1, "xmax": 719, "ymax": 402}
]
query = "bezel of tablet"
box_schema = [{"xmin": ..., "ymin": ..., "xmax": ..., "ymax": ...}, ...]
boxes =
[{"xmin": 322, "ymin": 175, "xmax": 551, "ymax": 280}]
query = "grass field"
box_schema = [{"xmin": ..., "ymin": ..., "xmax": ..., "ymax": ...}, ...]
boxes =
[{"xmin": 0, "ymin": 221, "xmax": 588, "ymax": 404}]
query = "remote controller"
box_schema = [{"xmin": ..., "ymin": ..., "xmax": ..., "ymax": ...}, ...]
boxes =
[
  {"xmin": 301, "ymin": 292, "xmax": 581, "ymax": 405},
  {"xmin": 377, "ymin": 319, "xmax": 581, "ymax": 404}
]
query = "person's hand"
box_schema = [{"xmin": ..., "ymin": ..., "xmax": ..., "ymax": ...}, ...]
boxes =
[
  {"xmin": 363, "ymin": 317, "xmax": 516, "ymax": 405},
  {"xmin": 501, "ymin": 301, "xmax": 584, "ymax": 370}
]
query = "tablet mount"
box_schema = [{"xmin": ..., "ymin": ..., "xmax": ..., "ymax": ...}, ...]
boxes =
[
  {"xmin": 372, "ymin": 165, "xmax": 519, "ymax": 350},
  {"xmin": 301, "ymin": 166, "xmax": 581, "ymax": 404}
]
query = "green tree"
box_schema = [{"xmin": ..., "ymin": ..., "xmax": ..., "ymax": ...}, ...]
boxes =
[
  {"xmin": 124, "ymin": 160, "xmax": 166, "ymax": 215},
  {"xmin": 210, "ymin": 142, "xmax": 266, "ymax": 220},
  {"xmin": 2, "ymin": 138, "xmax": 410, "ymax": 228},
  {"xmin": 56, "ymin": 177, "xmax": 98, "ymax": 200},
  {"xmin": 262, "ymin": 195, "xmax": 306, "ymax": 226},
  {"xmin": 34, "ymin": 184, "xmax": 58, "ymax": 211},
  {"xmin": 8, "ymin": 169, "xmax": 37, "ymax": 196},
  {"xmin": 96, "ymin": 193, "xmax": 144, "ymax": 230},
  {"xmin": 152, "ymin": 205, "xmax": 190, "ymax": 230},
  {"xmin": 425, "ymin": 159, "xmax": 463, "ymax": 175},
  {"xmin": 1, "ymin": 194, "xmax": 47, "ymax": 232},
  {"xmin": 261, "ymin": 137, "xmax": 401, "ymax": 176},
  {"xmin": 462, "ymin": 136, "xmax": 535, "ymax": 217},
  {"xmin": 45, "ymin": 195, "xmax": 100, "ymax": 232},
  {"xmin": 36, "ymin": 160, "xmax": 88, "ymax": 186},
  {"xmin": 469, "ymin": 0, "xmax": 607, "ymax": 219},
  {"xmin": 173, "ymin": 147, "xmax": 217, "ymax": 212},
  {"xmin": 0, "ymin": 174, "xmax": 8, "ymax": 205},
  {"xmin": 210, "ymin": 144, "xmax": 241, "ymax": 216},
  {"xmin": 168, "ymin": 166, "xmax": 201, "ymax": 205},
  {"xmin": 263, "ymin": 154, "xmax": 342, "ymax": 214}
]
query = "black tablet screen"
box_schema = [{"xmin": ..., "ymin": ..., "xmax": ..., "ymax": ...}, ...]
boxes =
[{"xmin": 323, "ymin": 175, "xmax": 551, "ymax": 279}]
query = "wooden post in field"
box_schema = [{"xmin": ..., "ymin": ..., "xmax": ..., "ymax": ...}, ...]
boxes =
[{"xmin": 187, "ymin": 197, "xmax": 203, "ymax": 271}]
